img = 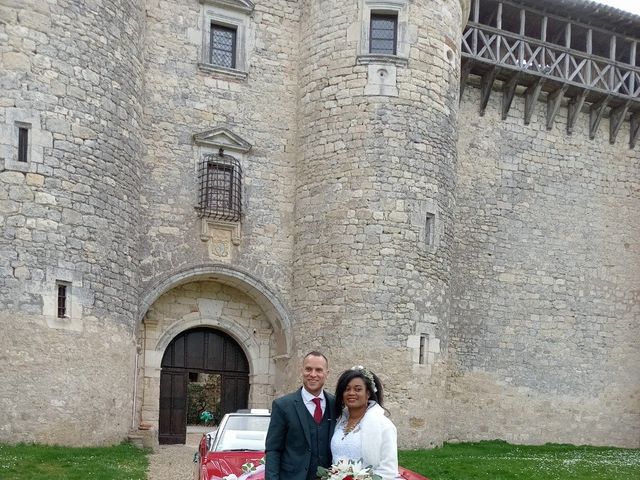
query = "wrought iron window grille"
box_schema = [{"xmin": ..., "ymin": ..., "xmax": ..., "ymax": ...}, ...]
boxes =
[{"xmin": 198, "ymin": 151, "xmax": 242, "ymax": 222}]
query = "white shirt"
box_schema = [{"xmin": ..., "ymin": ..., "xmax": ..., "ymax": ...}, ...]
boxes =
[{"xmin": 301, "ymin": 387, "xmax": 326, "ymax": 417}]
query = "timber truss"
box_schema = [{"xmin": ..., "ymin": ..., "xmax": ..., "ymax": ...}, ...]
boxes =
[{"xmin": 460, "ymin": 0, "xmax": 640, "ymax": 148}]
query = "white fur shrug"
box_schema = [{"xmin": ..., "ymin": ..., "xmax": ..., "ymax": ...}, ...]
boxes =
[{"xmin": 339, "ymin": 402, "xmax": 400, "ymax": 480}]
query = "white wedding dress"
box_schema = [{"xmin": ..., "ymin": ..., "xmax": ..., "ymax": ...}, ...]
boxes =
[
  {"xmin": 329, "ymin": 403, "xmax": 401, "ymax": 480},
  {"xmin": 330, "ymin": 421, "xmax": 363, "ymax": 462}
]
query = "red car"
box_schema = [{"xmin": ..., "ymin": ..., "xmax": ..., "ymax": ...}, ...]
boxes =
[{"xmin": 194, "ymin": 410, "xmax": 429, "ymax": 480}]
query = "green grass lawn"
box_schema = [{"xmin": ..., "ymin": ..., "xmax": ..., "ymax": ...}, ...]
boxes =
[
  {"xmin": 2, "ymin": 440, "xmax": 638, "ymax": 479},
  {"xmin": 0, "ymin": 442, "xmax": 149, "ymax": 480},
  {"xmin": 399, "ymin": 440, "xmax": 640, "ymax": 480}
]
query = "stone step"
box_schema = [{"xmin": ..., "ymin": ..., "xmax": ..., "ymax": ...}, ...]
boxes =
[{"xmin": 127, "ymin": 432, "xmax": 145, "ymax": 449}]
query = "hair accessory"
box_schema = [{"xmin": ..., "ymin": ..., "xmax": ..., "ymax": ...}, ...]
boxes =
[{"xmin": 350, "ymin": 365, "xmax": 378, "ymax": 393}]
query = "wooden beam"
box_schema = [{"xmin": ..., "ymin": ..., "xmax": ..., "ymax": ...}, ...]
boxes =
[
  {"xmin": 609, "ymin": 35, "xmax": 616, "ymax": 90},
  {"xmin": 546, "ymin": 85, "xmax": 568, "ymax": 130},
  {"xmin": 460, "ymin": 58, "xmax": 474, "ymax": 102},
  {"xmin": 586, "ymin": 30, "xmax": 593, "ymax": 85},
  {"xmin": 630, "ymin": 41, "xmax": 637, "ymax": 95},
  {"xmin": 589, "ymin": 95, "xmax": 610, "ymax": 140},
  {"xmin": 524, "ymin": 77, "xmax": 544, "ymax": 125},
  {"xmin": 519, "ymin": 9, "xmax": 526, "ymax": 68},
  {"xmin": 480, "ymin": 67, "xmax": 498, "ymax": 116},
  {"xmin": 502, "ymin": 72, "xmax": 521, "ymax": 120},
  {"xmin": 609, "ymin": 102, "xmax": 630, "ymax": 144},
  {"xmin": 630, "ymin": 113, "xmax": 640, "ymax": 149},
  {"xmin": 567, "ymin": 90, "xmax": 588, "ymax": 134},
  {"xmin": 564, "ymin": 23, "xmax": 571, "ymax": 79}
]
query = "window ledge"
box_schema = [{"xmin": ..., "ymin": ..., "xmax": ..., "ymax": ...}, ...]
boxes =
[
  {"xmin": 357, "ymin": 54, "xmax": 408, "ymax": 67},
  {"xmin": 1, "ymin": 158, "xmax": 31, "ymax": 172},
  {"xmin": 197, "ymin": 62, "xmax": 248, "ymax": 80}
]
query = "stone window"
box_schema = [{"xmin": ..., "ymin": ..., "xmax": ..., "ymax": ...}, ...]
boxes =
[
  {"xmin": 356, "ymin": 0, "xmax": 410, "ymax": 65},
  {"xmin": 56, "ymin": 281, "xmax": 70, "ymax": 318},
  {"xmin": 370, "ymin": 13, "xmax": 398, "ymax": 55},
  {"xmin": 419, "ymin": 333, "xmax": 429, "ymax": 364},
  {"xmin": 355, "ymin": 0, "xmax": 411, "ymax": 96},
  {"xmin": 424, "ymin": 212, "xmax": 434, "ymax": 246},
  {"xmin": 210, "ymin": 23, "xmax": 237, "ymax": 68},
  {"xmin": 198, "ymin": 152, "xmax": 242, "ymax": 222},
  {"xmin": 1, "ymin": 112, "xmax": 51, "ymax": 172},
  {"xmin": 198, "ymin": 0, "xmax": 254, "ymax": 79},
  {"xmin": 17, "ymin": 125, "xmax": 29, "ymax": 162}
]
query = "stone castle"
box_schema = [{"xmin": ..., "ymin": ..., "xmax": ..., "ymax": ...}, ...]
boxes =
[{"xmin": 1, "ymin": 0, "xmax": 638, "ymax": 448}]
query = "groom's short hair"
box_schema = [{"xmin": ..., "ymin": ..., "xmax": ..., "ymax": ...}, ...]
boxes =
[{"xmin": 303, "ymin": 350, "xmax": 328, "ymax": 368}]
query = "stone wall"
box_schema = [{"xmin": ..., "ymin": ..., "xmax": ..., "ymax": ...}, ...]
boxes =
[
  {"xmin": 0, "ymin": 0, "xmax": 145, "ymax": 445},
  {"xmin": 134, "ymin": 0, "xmax": 303, "ymax": 441},
  {"xmin": 291, "ymin": 0, "xmax": 468, "ymax": 447},
  {"xmin": 138, "ymin": 0, "xmax": 300, "ymax": 302},
  {"xmin": 450, "ymin": 81, "xmax": 640, "ymax": 447},
  {"xmin": 2, "ymin": 0, "xmax": 637, "ymax": 450}
]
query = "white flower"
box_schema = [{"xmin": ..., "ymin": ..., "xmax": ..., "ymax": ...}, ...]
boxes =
[{"xmin": 318, "ymin": 458, "xmax": 381, "ymax": 480}]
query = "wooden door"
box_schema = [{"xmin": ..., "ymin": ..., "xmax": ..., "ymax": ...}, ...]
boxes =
[
  {"xmin": 158, "ymin": 327, "xmax": 250, "ymax": 444},
  {"xmin": 158, "ymin": 369, "xmax": 187, "ymax": 444},
  {"xmin": 221, "ymin": 375, "xmax": 249, "ymax": 416}
]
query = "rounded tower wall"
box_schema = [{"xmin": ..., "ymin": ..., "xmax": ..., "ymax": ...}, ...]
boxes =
[
  {"xmin": 293, "ymin": 0, "xmax": 469, "ymax": 446},
  {"xmin": 0, "ymin": 1, "xmax": 145, "ymax": 445}
]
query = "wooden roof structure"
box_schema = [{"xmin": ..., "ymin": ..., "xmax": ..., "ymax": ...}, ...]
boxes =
[{"xmin": 460, "ymin": 0, "xmax": 640, "ymax": 148}]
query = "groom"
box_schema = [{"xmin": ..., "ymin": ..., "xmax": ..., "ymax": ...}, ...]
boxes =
[{"xmin": 265, "ymin": 351, "xmax": 335, "ymax": 480}]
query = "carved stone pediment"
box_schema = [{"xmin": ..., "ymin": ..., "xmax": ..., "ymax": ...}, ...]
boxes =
[
  {"xmin": 198, "ymin": 0, "xmax": 255, "ymax": 14},
  {"xmin": 193, "ymin": 126, "xmax": 252, "ymax": 153}
]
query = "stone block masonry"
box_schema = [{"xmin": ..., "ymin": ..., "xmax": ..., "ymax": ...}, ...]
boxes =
[
  {"xmin": 1, "ymin": 0, "xmax": 638, "ymax": 449},
  {"xmin": 0, "ymin": 0, "xmax": 146, "ymax": 445},
  {"xmin": 450, "ymin": 81, "xmax": 640, "ymax": 446}
]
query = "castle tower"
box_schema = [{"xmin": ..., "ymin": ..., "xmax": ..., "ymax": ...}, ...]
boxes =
[
  {"xmin": 0, "ymin": 1, "xmax": 146, "ymax": 444},
  {"xmin": 292, "ymin": 0, "xmax": 471, "ymax": 446}
]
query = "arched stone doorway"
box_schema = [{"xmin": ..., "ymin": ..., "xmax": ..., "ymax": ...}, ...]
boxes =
[
  {"xmin": 136, "ymin": 268, "xmax": 292, "ymax": 447},
  {"xmin": 159, "ymin": 327, "xmax": 249, "ymax": 444}
]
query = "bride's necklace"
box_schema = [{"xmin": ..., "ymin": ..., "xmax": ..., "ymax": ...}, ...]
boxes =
[{"xmin": 342, "ymin": 414, "xmax": 364, "ymax": 439}]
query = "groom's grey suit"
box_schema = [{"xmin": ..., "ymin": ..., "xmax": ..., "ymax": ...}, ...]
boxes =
[{"xmin": 265, "ymin": 388, "xmax": 336, "ymax": 480}]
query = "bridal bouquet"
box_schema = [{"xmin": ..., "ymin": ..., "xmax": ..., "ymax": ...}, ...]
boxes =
[{"xmin": 317, "ymin": 459, "xmax": 382, "ymax": 480}]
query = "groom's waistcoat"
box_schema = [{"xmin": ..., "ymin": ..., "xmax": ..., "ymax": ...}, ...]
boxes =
[{"xmin": 305, "ymin": 407, "xmax": 332, "ymax": 480}]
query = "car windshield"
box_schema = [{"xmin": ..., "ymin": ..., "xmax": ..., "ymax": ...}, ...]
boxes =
[{"xmin": 213, "ymin": 415, "xmax": 270, "ymax": 452}]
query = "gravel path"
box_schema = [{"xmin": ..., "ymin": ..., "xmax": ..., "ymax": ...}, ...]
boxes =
[{"xmin": 147, "ymin": 444, "xmax": 197, "ymax": 480}]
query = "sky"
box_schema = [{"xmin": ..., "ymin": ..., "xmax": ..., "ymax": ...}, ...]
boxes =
[{"xmin": 594, "ymin": 0, "xmax": 640, "ymax": 15}]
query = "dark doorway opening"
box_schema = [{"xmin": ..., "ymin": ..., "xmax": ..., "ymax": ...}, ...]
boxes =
[{"xmin": 158, "ymin": 327, "xmax": 249, "ymax": 444}]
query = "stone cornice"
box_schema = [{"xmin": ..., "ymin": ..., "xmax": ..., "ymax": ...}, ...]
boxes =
[
  {"xmin": 198, "ymin": 0, "xmax": 255, "ymax": 14},
  {"xmin": 193, "ymin": 126, "xmax": 252, "ymax": 153}
]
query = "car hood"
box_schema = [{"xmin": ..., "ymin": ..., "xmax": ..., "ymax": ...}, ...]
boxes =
[{"xmin": 202, "ymin": 451, "xmax": 265, "ymax": 479}]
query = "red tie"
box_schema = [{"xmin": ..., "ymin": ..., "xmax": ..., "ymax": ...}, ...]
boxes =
[{"xmin": 312, "ymin": 397, "xmax": 322, "ymax": 424}]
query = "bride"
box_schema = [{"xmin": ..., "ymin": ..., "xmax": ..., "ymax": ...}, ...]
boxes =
[{"xmin": 330, "ymin": 366, "xmax": 401, "ymax": 480}]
